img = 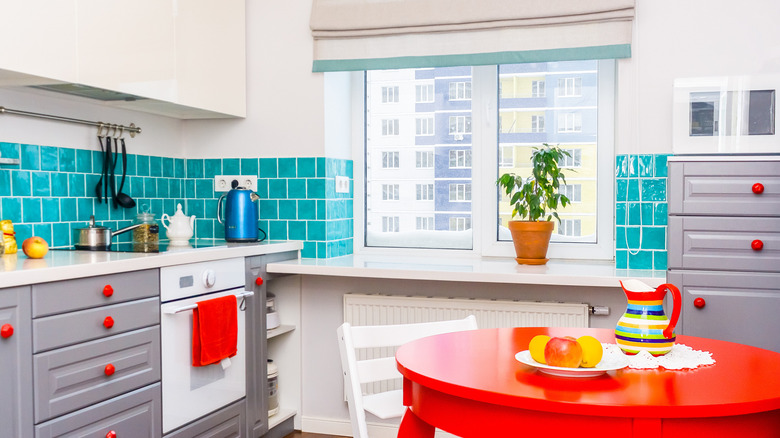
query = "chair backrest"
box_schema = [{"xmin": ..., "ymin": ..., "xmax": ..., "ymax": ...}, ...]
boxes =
[{"xmin": 337, "ymin": 315, "xmax": 478, "ymax": 438}]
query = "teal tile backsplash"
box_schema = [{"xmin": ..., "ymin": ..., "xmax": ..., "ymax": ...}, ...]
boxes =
[{"xmin": 0, "ymin": 141, "xmax": 353, "ymax": 258}]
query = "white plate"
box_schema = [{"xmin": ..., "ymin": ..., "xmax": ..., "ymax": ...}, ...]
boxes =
[{"xmin": 515, "ymin": 350, "xmax": 629, "ymax": 378}]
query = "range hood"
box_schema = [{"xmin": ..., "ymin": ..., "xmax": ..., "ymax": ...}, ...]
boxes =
[{"xmin": 30, "ymin": 83, "xmax": 145, "ymax": 102}]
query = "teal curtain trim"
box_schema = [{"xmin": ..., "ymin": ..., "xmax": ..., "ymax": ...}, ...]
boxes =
[{"xmin": 313, "ymin": 44, "xmax": 631, "ymax": 72}]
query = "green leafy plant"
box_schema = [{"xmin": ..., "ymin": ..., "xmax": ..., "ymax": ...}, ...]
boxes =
[{"xmin": 497, "ymin": 143, "xmax": 572, "ymax": 222}]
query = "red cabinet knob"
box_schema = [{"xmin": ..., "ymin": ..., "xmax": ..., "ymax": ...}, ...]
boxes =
[
  {"xmin": 0, "ymin": 324, "xmax": 13, "ymax": 339},
  {"xmin": 103, "ymin": 316, "xmax": 114, "ymax": 329},
  {"xmin": 104, "ymin": 364, "xmax": 115, "ymax": 376},
  {"xmin": 752, "ymin": 239, "xmax": 764, "ymax": 251},
  {"xmin": 255, "ymin": 277, "xmax": 264, "ymax": 286},
  {"xmin": 103, "ymin": 285, "xmax": 114, "ymax": 297},
  {"xmin": 694, "ymin": 297, "xmax": 706, "ymax": 308},
  {"xmin": 106, "ymin": 431, "xmax": 117, "ymax": 438},
  {"xmin": 752, "ymin": 183, "xmax": 765, "ymax": 194}
]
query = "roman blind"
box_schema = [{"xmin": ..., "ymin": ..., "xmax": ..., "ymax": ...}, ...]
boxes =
[{"xmin": 310, "ymin": 0, "xmax": 635, "ymax": 72}]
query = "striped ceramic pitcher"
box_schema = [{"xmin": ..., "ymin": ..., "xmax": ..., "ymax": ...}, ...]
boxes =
[{"xmin": 615, "ymin": 280, "xmax": 681, "ymax": 356}]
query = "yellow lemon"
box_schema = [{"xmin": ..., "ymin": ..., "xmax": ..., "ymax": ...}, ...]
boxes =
[
  {"xmin": 528, "ymin": 335, "xmax": 551, "ymax": 364},
  {"xmin": 577, "ymin": 335, "xmax": 603, "ymax": 368}
]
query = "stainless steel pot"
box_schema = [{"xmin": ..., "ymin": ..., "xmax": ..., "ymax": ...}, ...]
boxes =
[{"xmin": 73, "ymin": 215, "xmax": 141, "ymax": 250}]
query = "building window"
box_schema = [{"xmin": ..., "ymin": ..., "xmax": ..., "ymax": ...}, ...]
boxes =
[
  {"xmin": 382, "ymin": 151, "xmax": 399, "ymax": 169},
  {"xmin": 449, "ymin": 217, "xmax": 472, "ymax": 231},
  {"xmin": 557, "ymin": 113, "xmax": 582, "ymax": 133},
  {"xmin": 558, "ymin": 77, "xmax": 582, "ymax": 97},
  {"xmin": 532, "ymin": 80, "xmax": 545, "ymax": 98},
  {"xmin": 416, "ymin": 117, "xmax": 434, "ymax": 135},
  {"xmin": 382, "ymin": 86, "xmax": 399, "ymax": 103},
  {"xmin": 416, "ymin": 216, "xmax": 434, "ymax": 230},
  {"xmin": 382, "ymin": 216, "xmax": 400, "ymax": 232},
  {"xmin": 382, "ymin": 119, "xmax": 400, "ymax": 136},
  {"xmin": 448, "ymin": 116, "xmax": 472, "ymax": 135},
  {"xmin": 449, "ymin": 81, "xmax": 472, "ymax": 100},
  {"xmin": 415, "ymin": 151, "xmax": 434, "ymax": 168},
  {"xmin": 449, "ymin": 183, "xmax": 471, "ymax": 201},
  {"xmin": 416, "ymin": 184, "xmax": 434, "ymax": 201},
  {"xmin": 416, "ymin": 84, "xmax": 434, "ymax": 103},
  {"xmin": 558, "ymin": 149, "xmax": 582, "ymax": 167},
  {"xmin": 499, "ymin": 146, "xmax": 514, "ymax": 168},
  {"xmin": 560, "ymin": 184, "xmax": 582, "ymax": 202},
  {"xmin": 382, "ymin": 184, "xmax": 399, "ymax": 201},
  {"xmin": 449, "ymin": 150, "xmax": 472, "ymax": 168},
  {"xmin": 558, "ymin": 219, "xmax": 582, "ymax": 237},
  {"xmin": 531, "ymin": 115, "xmax": 545, "ymax": 133}
]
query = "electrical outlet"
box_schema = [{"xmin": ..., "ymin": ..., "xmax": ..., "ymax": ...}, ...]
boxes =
[
  {"xmin": 215, "ymin": 175, "xmax": 258, "ymax": 192},
  {"xmin": 335, "ymin": 176, "xmax": 350, "ymax": 194}
]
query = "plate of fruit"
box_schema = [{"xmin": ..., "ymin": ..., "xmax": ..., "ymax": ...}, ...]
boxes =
[{"xmin": 515, "ymin": 335, "xmax": 629, "ymax": 378}]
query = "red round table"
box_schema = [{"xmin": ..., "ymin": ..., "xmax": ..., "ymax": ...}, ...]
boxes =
[{"xmin": 395, "ymin": 327, "xmax": 780, "ymax": 438}]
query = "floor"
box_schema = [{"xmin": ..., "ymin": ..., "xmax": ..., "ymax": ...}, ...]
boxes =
[{"xmin": 283, "ymin": 432, "xmax": 349, "ymax": 438}]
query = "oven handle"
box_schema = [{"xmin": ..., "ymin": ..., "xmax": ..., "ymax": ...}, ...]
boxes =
[{"xmin": 163, "ymin": 291, "xmax": 254, "ymax": 315}]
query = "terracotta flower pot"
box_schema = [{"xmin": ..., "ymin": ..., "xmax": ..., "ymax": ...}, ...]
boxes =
[{"xmin": 507, "ymin": 221, "xmax": 555, "ymax": 265}]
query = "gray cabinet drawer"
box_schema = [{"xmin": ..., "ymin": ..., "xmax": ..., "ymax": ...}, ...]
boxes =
[
  {"xmin": 668, "ymin": 161, "xmax": 780, "ymax": 216},
  {"xmin": 669, "ymin": 271, "xmax": 780, "ymax": 352},
  {"xmin": 667, "ymin": 216, "xmax": 780, "ymax": 272},
  {"xmin": 35, "ymin": 383, "xmax": 161, "ymax": 438},
  {"xmin": 33, "ymin": 297, "xmax": 159, "ymax": 353},
  {"xmin": 164, "ymin": 399, "xmax": 245, "ymax": 438},
  {"xmin": 32, "ymin": 269, "xmax": 159, "ymax": 317},
  {"xmin": 34, "ymin": 326, "xmax": 161, "ymax": 423}
]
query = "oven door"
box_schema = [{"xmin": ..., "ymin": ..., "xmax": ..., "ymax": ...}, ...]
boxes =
[{"xmin": 161, "ymin": 288, "xmax": 247, "ymax": 433}]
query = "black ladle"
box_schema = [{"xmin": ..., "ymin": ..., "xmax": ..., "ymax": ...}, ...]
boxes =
[
  {"xmin": 114, "ymin": 137, "xmax": 135, "ymax": 208},
  {"xmin": 94, "ymin": 132, "xmax": 106, "ymax": 203}
]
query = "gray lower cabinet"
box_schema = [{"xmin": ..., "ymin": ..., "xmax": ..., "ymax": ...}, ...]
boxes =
[
  {"xmin": 0, "ymin": 286, "xmax": 34, "ymax": 438},
  {"xmin": 164, "ymin": 399, "xmax": 245, "ymax": 438}
]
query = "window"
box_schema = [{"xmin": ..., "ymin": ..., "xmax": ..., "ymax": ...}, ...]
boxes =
[
  {"xmin": 558, "ymin": 219, "xmax": 582, "ymax": 236},
  {"xmin": 416, "ymin": 151, "xmax": 434, "ymax": 168},
  {"xmin": 382, "ymin": 151, "xmax": 399, "ymax": 168},
  {"xmin": 532, "ymin": 80, "xmax": 545, "ymax": 97},
  {"xmin": 382, "ymin": 86, "xmax": 399, "ymax": 103},
  {"xmin": 449, "ymin": 81, "xmax": 471, "ymax": 100},
  {"xmin": 416, "ymin": 184, "xmax": 434, "ymax": 201},
  {"xmin": 558, "ymin": 77, "xmax": 582, "ymax": 97},
  {"xmin": 382, "ymin": 119, "xmax": 399, "ymax": 136},
  {"xmin": 499, "ymin": 146, "xmax": 513, "ymax": 168},
  {"xmin": 449, "ymin": 217, "xmax": 471, "ymax": 231},
  {"xmin": 382, "ymin": 184, "xmax": 399, "ymax": 201},
  {"xmin": 416, "ymin": 216, "xmax": 434, "ymax": 230},
  {"xmin": 416, "ymin": 84, "xmax": 434, "ymax": 103},
  {"xmin": 531, "ymin": 115, "xmax": 545, "ymax": 133},
  {"xmin": 449, "ymin": 116, "xmax": 471, "ymax": 134},
  {"xmin": 449, "ymin": 150, "xmax": 472, "ymax": 168},
  {"xmin": 416, "ymin": 117, "xmax": 434, "ymax": 135},
  {"xmin": 559, "ymin": 149, "xmax": 582, "ymax": 167},
  {"xmin": 449, "ymin": 183, "xmax": 471, "ymax": 201},
  {"xmin": 560, "ymin": 184, "xmax": 582, "ymax": 202},
  {"xmin": 382, "ymin": 216, "xmax": 400, "ymax": 232},
  {"xmin": 557, "ymin": 113, "xmax": 582, "ymax": 132}
]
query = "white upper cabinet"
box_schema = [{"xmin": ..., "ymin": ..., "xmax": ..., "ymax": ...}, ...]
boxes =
[{"xmin": 0, "ymin": 0, "xmax": 246, "ymax": 119}]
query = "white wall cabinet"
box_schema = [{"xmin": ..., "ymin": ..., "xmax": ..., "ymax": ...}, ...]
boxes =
[{"xmin": 0, "ymin": 0, "xmax": 246, "ymax": 119}]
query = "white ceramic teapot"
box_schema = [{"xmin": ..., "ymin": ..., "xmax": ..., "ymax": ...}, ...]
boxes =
[{"xmin": 161, "ymin": 203, "xmax": 195, "ymax": 245}]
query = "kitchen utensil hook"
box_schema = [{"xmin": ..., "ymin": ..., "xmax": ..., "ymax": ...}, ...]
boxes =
[{"xmin": 97, "ymin": 122, "xmax": 106, "ymax": 138}]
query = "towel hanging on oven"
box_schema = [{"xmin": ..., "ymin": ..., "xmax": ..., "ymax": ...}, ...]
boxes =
[{"xmin": 192, "ymin": 295, "xmax": 238, "ymax": 367}]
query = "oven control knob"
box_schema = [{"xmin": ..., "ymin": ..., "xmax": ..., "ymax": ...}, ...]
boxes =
[{"xmin": 202, "ymin": 269, "xmax": 216, "ymax": 288}]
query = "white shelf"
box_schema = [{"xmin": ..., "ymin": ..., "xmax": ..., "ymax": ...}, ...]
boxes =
[
  {"xmin": 267, "ymin": 324, "xmax": 295, "ymax": 339},
  {"xmin": 268, "ymin": 407, "xmax": 296, "ymax": 430}
]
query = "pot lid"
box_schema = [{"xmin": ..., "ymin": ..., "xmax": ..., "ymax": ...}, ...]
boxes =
[{"xmin": 76, "ymin": 215, "xmax": 109, "ymax": 230}]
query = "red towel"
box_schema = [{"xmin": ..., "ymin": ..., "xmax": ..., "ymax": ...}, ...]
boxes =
[{"xmin": 192, "ymin": 295, "xmax": 238, "ymax": 367}]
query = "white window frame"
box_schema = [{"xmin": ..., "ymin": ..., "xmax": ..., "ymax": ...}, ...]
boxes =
[
  {"xmin": 558, "ymin": 77, "xmax": 582, "ymax": 97},
  {"xmin": 449, "ymin": 81, "xmax": 472, "ymax": 100},
  {"xmin": 416, "ymin": 83, "xmax": 434, "ymax": 103},
  {"xmin": 557, "ymin": 112, "xmax": 582, "ymax": 133},
  {"xmin": 531, "ymin": 115, "xmax": 545, "ymax": 133},
  {"xmin": 382, "ymin": 184, "xmax": 399, "ymax": 201},
  {"xmin": 382, "ymin": 118, "xmax": 400, "ymax": 136},
  {"xmin": 382, "ymin": 85, "xmax": 400, "ymax": 103},
  {"xmin": 531, "ymin": 80, "xmax": 545, "ymax": 98},
  {"xmin": 416, "ymin": 183, "xmax": 434, "ymax": 201},
  {"xmin": 416, "ymin": 216, "xmax": 434, "ymax": 230},
  {"xmin": 448, "ymin": 115, "xmax": 472, "ymax": 134},
  {"xmin": 382, "ymin": 151, "xmax": 399, "ymax": 168},
  {"xmin": 558, "ymin": 219, "xmax": 582, "ymax": 237},
  {"xmin": 416, "ymin": 116, "xmax": 435, "ymax": 136},
  {"xmin": 449, "ymin": 150, "xmax": 472, "ymax": 169},
  {"xmin": 449, "ymin": 217, "xmax": 471, "ymax": 231},
  {"xmin": 382, "ymin": 216, "xmax": 400, "ymax": 232},
  {"xmin": 498, "ymin": 146, "xmax": 513, "ymax": 168},
  {"xmin": 560, "ymin": 183, "xmax": 582, "ymax": 202},
  {"xmin": 559, "ymin": 148, "xmax": 582, "ymax": 168},
  {"xmin": 449, "ymin": 183, "xmax": 472, "ymax": 201},
  {"xmin": 415, "ymin": 150, "xmax": 434, "ymax": 168}
]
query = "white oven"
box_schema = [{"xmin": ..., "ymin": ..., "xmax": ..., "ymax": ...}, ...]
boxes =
[{"xmin": 160, "ymin": 257, "xmax": 250, "ymax": 434}]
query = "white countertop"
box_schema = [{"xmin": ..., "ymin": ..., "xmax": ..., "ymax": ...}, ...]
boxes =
[
  {"xmin": 0, "ymin": 240, "xmax": 303, "ymax": 288},
  {"xmin": 266, "ymin": 254, "xmax": 667, "ymax": 288}
]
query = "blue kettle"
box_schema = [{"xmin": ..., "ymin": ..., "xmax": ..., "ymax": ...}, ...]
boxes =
[{"xmin": 217, "ymin": 185, "xmax": 260, "ymax": 241}]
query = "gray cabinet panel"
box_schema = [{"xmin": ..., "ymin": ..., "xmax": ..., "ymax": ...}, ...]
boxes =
[
  {"xmin": 35, "ymin": 383, "xmax": 161, "ymax": 438},
  {"xmin": 33, "ymin": 297, "xmax": 159, "ymax": 353},
  {"xmin": 667, "ymin": 216, "xmax": 780, "ymax": 272},
  {"xmin": 0, "ymin": 286, "xmax": 34, "ymax": 438},
  {"xmin": 34, "ymin": 326, "xmax": 161, "ymax": 423},
  {"xmin": 667, "ymin": 161, "xmax": 780, "ymax": 216},
  {"xmin": 32, "ymin": 269, "xmax": 159, "ymax": 317},
  {"xmin": 164, "ymin": 399, "xmax": 245, "ymax": 438}
]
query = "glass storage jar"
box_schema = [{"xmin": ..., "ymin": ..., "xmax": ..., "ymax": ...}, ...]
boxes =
[{"xmin": 133, "ymin": 206, "xmax": 159, "ymax": 252}]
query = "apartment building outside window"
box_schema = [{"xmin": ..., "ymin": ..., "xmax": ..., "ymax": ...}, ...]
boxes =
[
  {"xmin": 559, "ymin": 149, "xmax": 582, "ymax": 167},
  {"xmin": 449, "ymin": 150, "xmax": 472, "ymax": 168},
  {"xmin": 416, "ymin": 216, "xmax": 434, "ymax": 230},
  {"xmin": 449, "ymin": 115, "xmax": 471, "ymax": 134},
  {"xmin": 558, "ymin": 219, "xmax": 582, "ymax": 237},
  {"xmin": 382, "ymin": 184, "xmax": 399, "ymax": 201},
  {"xmin": 382, "ymin": 151, "xmax": 399, "ymax": 168},
  {"xmin": 499, "ymin": 146, "xmax": 513, "ymax": 168},
  {"xmin": 382, "ymin": 216, "xmax": 400, "ymax": 232},
  {"xmin": 382, "ymin": 119, "xmax": 400, "ymax": 136},
  {"xmin": 416, "ymin": 117, "xmax": 434, "ymax": 135},
  {"xmin": 532, "ymin": 80, "xmax": 545, "ymax": 97},
  {"xmin": 449, "ymin": 217, "xmax": 471, "ymax": 231},
  {"xmin": 382, "ymin": 86, "xmax": 399, "ymax": 103},
  {"xmin": 560, "ymin": 184, "xmax": 582, "ymax": 202},
  {"xmin": 558, "ymin": 77, "xmax": 582, "ymax": 97},
  {"xmin": 531, "ymin": 115, "xmax": 545, "ymax": 133},
  {"xmin": 449, "ymin": 183, "xmax": 471, "ymax": 201},
  {"xmin": 416, "ymin": 184, "xmax": 434, "ymax": 201},
  {"xmin": 557, "ymin": 113, "xmax": 582, "ymax": 133},
  {"xmin": 449, "ymin": 81, "xmax": 471, "ymax": 100},
  {"xmin": 416, "ymin": 84, "xmax": 434, "ymax": 103},
  {"xmin": 416, "ymin": 151, "xmax": 434, "ymax": 168}
]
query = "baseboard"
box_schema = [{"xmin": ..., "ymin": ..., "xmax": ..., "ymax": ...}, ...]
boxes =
[{"xmin": 301, "ymin": 416, "xmax": 457, "ymax": 438}]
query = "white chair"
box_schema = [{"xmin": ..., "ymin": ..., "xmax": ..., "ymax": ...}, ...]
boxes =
[{"xmin": 337, "ymin": 315, "xmax": 478, "ymax": 438}]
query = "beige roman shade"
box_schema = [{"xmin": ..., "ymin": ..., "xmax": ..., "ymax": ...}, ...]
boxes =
[{"xmin": 310, "ymin": 0, "xmax": 635, "ymax": 71}]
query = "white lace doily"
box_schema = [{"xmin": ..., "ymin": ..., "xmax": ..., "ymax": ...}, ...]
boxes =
[{"xmin": 602, "ymin": 343, "xmax": 716, "ymax": 370}]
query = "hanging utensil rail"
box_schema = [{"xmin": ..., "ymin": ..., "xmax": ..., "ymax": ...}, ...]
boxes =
[{"xmin": 0, "ymin": 106, "xmax": 141, "ymax": 137}]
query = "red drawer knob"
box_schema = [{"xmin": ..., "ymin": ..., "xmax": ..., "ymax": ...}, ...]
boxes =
[
  {"xmin": 752, "ymin": 239, "xmax": 764, "ymax": 251},
  {"xmin": 752, "ymin": 183, "xmax": 765, "ymax": 194},
  {"xmin": 0, "ymin": 324, "xmax": 13, "ymax": 339},
  {"xmin": 103, "ymin": 316, "xmax": 114, "ymax": 329},
  {"xmin": 103, "ymin": 285, "xmax": 114, "ymax": 297},
  {"xmin": 104, "ymin": 364, "xmax": 115, "ymax": 376},
  {"xmin": 106, "ymin": 431, "xmax": 117, "ymax": 438},
  {"xmin": 693, "ymin": 297, "xmax": 706, "ymax": 308},
  {"xmin": 255, "ymin": 277, "xmax": 264, "ymax": 286}
]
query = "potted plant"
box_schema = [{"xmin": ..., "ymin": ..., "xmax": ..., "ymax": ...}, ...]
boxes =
[{"xmin": 496, "ymin": 143, "xmax": 571, "ymax": 265}]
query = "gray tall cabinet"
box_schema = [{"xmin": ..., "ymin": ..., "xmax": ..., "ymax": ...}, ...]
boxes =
[
  {"xmin": 667, "ymin": 157, "xmax": 780, "ymax": 352},
  {"xmin": 0, "ymin": 286, "xmax": 34, "ymax": 438}
]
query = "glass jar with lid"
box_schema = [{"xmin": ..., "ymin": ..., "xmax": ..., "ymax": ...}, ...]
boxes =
[{"xmin": 133, "ymin": 205, "xmax": 159, "ymax": 251}]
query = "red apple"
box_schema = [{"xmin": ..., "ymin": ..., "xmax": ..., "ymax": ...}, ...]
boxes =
[
  {"xmin": 544, "ymin": 336, "xmax": 583, "ymax": 368},
  {"xmin": 22, "ymin": 236, "xmax": 49, "ymax": 259}
]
